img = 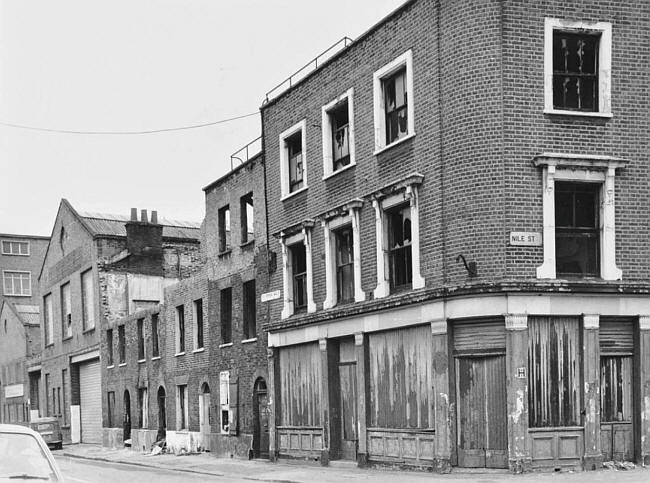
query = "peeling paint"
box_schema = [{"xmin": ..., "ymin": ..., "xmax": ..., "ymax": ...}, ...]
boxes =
[{"xmin": 510, "ymin": 389, "xmax": 525, "ymax": 423}]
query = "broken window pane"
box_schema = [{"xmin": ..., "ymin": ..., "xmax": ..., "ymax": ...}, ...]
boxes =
[
  {"xmin": 552, "ymin": 32, "xmax": 599, "ymax": 111},
  {"xmin": 335, "ymin": 226, "xmax": 354, "ymax": 303},
  {"xmin": 330, "ymin": 101, "xmax": 350, "ymax": 171},
  {"xmin": 388, "ymin": 204, "xmax": 412, "ymax": 289},
  {"xmin": 383, "ymin": 68, "xmax": 408, "ymax": 144},
  {"xmin": 291, "ymin": 243, "xmax": 307, "ymax": 311},
  {"xmin": 287, "ymin": 132, "xmax": 303, "ymax": 192}
]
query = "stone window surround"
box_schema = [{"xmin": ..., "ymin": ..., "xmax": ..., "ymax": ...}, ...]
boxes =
[
  {"xmin": 321, "ymin": 88, "xmax": 356, "ymax": 179},
  {"xmin": 279, "ymin": 119, "xmax": 308, "ymax": 201},
  {"xmin": 372, "ymin": 173, "xmax": 425, "ymax": 298},
  {"xmin": 280, "ymin": 221, "xmax": 316, "ymax": 319},
  {"xmin": 373, "ymin": 49, "xmax": 415, "ymax": 154},
  {"xmin": 544, "ymin": 17, "xmax": 612, "ymax": 118},
  {"xmin": 534, "ymin": 153, "xmax": 626, "ymax": 281},
  {"xmin": 322, "ymin": 199, "xmax": 365, "ymax": 309}
]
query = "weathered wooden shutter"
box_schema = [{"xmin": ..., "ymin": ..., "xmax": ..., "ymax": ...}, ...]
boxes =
[
  {"xmin": 599, "ymin": 318, "xmax": 634, "ymax": 355},
  {"xmin": 453, "ymin": 318, "xmax": 506, "ymax": 354},
  {"xmin": 229, "ymin": 377, "xmax": 239, "ymax": 436}
]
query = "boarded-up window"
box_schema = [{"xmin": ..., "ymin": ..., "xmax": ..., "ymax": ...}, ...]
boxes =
[
  {"xmin": 600, "ymin": 356, "xmax": 632, "ymax": 423},
  {"xmin": 279, "ymin": 343, "xmax": 322, "ymax": 426},
  {"xmin": 528, "ymin": 316, "xmax": 581, "ymax": 428},
  {"xmin": 369, "ymin": 325, "xmax": 433, "ymax": 429}
]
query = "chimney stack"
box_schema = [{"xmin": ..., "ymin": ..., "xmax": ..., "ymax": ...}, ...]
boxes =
[
  {"xmin": 140, "ymin": 209, "xmax": 148, "ymax": 223},
  {"xmin": 130, "ymin": 208, "xmax": 138, "ymax": 221},
  {"xmin": 151, "ymin": 210, "xmax": 158, "ymax": 224}
]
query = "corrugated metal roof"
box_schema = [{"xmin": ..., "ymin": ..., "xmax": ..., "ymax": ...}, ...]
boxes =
[{"xmin": 77, "ymin": 212, "xmax": 201, "ymax": 240}]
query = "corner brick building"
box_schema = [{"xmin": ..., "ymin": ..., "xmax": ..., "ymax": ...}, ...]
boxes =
[
  {"xmin": 259, "ymin": 0, "xmax": 650, "ymax": 473},
  {"xmin": 102, "ymin": 152, "xmax": 270, "ymax": 458},
  {"xmin": 36, "ymin": 199, "xmax": 201, "ymax": 444}
]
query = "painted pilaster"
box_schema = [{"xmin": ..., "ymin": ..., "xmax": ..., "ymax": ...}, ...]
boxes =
[
  {"xmin": 537, "ymin": 165, "xmax": 556, "ymax": 279},
  {"xmin": 582, "ymin": 314, "xmax": 602, "ymax": 470},
  {"xmin": 319, "ymin": 338, "xmax": 330, "ymax": 465},
  {"xmin": 322, "ymin": 221, "xmax": 335, "ymax": 310},
  {"xmin": 407, "ymin": 185, "xmax": 425, "ymax": 289},
  {"xmin": 351, "ymin": 207, "xmax": 366, "ymax": 302},
  {"xmin": 505, "ymin": 313, "xmax": 531, "ymax": 473},
  {"xmin": 354, "ymin": 332, "xmax": 368, "ymax": 466},
  {"xmin": 267, "ymin": 347, "xmax": 281, "ymax": 461},
  {"xmin": 372, "ymin": 199, "xmax": 389, "ymax": 298},
  {"xmin": 601, "ymin": 168, "xmax": 622, "ymax": 280},
  {"xmin": 304, "ymin": 226, "xmax": 316, "ymax": 313},
  {"xmin": 431, "ymin": 319, "xmax": 451, "ymax": 473},
  {"xmin": 639, "ymin": 316, "xmax": 650, "ymax": 466}
]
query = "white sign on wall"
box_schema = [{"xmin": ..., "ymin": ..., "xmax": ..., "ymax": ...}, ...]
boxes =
[
  {"xmin": 509, "ymin": 232, "xmax": 542, "ymax": 247},
  {"xmin": 261, "ymin": 290, "xmax": 281, "ymax": 302},
  {"xmin": 4, "ymin": 384, "xmax": 24, "ymax": 398}
]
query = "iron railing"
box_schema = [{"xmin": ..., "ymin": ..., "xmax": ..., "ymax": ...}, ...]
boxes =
[{"xmin": 230, "ymin": 136, "xmax": 262, "ymax": 170}]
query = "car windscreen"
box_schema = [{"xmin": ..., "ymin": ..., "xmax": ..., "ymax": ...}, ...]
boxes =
[{"xmin": 0, "ymin": 432, "xmax": 59, "ymax": 481}]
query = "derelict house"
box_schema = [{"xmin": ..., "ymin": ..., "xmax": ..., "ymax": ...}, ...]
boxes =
[{"xmin": 259, "ymin": 0, "xmax": 650, "ymax": 472}]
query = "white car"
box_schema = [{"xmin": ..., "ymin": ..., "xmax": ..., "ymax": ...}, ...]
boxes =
[{"xmin": 0, "ymin": 424, "xmax": 64, "ymax": 482}]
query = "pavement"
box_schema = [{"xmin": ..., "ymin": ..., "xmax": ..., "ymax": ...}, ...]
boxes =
[{"xmin": 57, "ymin": 444, "xmax": 650, "ymax": 483}]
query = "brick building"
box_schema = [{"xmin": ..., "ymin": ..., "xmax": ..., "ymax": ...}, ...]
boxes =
[
  {"xmin": 0, "ymin": 233, "xmax": 48, "ymax": 424},
  {"xmin": 259, "ymin": 0, "xmax": 650, "ymax": 473},
  {"xmin": 102, "ymin": 151, "xmax": 270, "ymax": 458},
  {"xmin": 36, "ymin": 199, "xmax": 201, "ymax": 444}
]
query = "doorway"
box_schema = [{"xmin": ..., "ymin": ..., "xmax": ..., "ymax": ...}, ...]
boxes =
[
  {"xmin": 123, "ymin": 390, "xmax": 131, "ymax": 443},
  {"xmin": 600, "ymin": 356, "xmax": 634, "ymax": 461},
  {"xmin": 455, "ymin": 355, "xmax": 507, "ymax": 468},
  {"xmin": 157, "ymin": 386, "xmax": 166, "ymax": 440},
  {"xmin": 199, "ymin": 383, "xmax": 211, "ymax": 442},
  {"xmin": 253, "ymin": 378, "xmax": 269, "ymax": 458}
]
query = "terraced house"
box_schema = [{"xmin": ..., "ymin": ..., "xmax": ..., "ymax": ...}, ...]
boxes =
[{"xmin": 260, "ymin": 0, "xmax": 650, "ymax": 472}]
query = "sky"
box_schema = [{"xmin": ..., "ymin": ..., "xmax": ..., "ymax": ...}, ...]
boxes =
[{"xmin": 0, "ymin": 0, "xmax": 407, "ymax": 236}]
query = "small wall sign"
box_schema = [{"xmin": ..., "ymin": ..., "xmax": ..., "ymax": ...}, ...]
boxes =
[
  {"xmin": 517, "ymin": 367, "xmax": 527, "ymax": 379},
  {"xmin": 510, "ymin": 232, "xmax": 542, "ymax": 247},
  {"xmin": 261, "ymin": 290, "xmax": 281, "ymax": 302}
]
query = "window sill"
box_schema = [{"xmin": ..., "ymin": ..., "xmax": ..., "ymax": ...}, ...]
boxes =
[
  {"xmin": 281, "ymin": 185, "xmax": 309, "ymax": 202},
  {"xmin": 543, "ymin": 109, "xmax": 612, "ymax": 119},
  {"xmin": 373, "ymin": 132, "xmax": 416, "ymax": 156},
  {"xmin": 62, "ymin": 336, "xmax": 73, "ymax": 342},
  {"xmin": 218, "ymin": 249, "xmax": 232, "ymax": 258},
  {"xmin": 118, "ymin": 363, "xmax": 127, "ymax": 367},
  {"xmin": 4, "ymin": 293, "xmax": 31, "ymax": 297},
  {"xmin": 322, "ymin": 161, "xmax": 356, "ymax": 181},
  {"xmin": 175, "ymin": 352, "xmax": 186, "ymax": 357},
  {"xmin": 45, "ymin": 343, "xmax": 54, "ymax": 348},
  {"xmin": 151, "ymin": 356, "xmax": 161, "ymax": 361},
  {"xmin": 192, "ymin": 348, "xmax": 205, "ymax": 354},
  {"xmin": 240, "ymin": 239, "xmax": 255, "ymax": 249},
  {"xmin": 138, "ymin": 359, "xmax": 146, "ymax": 364},
  {"xmin": 107, "ymin": 365, "xmax": 115, "ymax": 369},
  {"xmin": 82, "ymin": 327, "xmax": 95, "ymax": 335},
  {"xmin": 241, "ymin": 337, "xmax": 257, "ymax": 344},
  {"xmin": 219, "ymin": 342, "xmax": 233, "ymax": 348},
  {"xmin": 1, "ymin": 253, "xmax": 29, "ymax": 257}
]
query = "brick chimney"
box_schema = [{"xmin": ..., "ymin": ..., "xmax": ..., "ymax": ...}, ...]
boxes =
[{"xmin": 125, "ymin": 208, "xmax": 163, "ymax": 273}]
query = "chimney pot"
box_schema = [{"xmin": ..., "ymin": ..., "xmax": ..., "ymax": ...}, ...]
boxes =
[
  {"xmin": 151, "ymin": 210, "xmax": 158, "ymax": 224},
  {"xmin": 130, "ymin": 208, "xmax": 138, "ymax": 221},
  {"xmin": 141, "ymin": 209, "xmax": 148, "ymax": 223}
]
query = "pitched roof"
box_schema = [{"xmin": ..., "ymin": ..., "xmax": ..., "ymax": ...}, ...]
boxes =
[
  {"xmin": 0, "ymin": 301, "xmax": 40, "ymax": 327},
  {"xmin": 77, "ymin": 211, "xmax": 201, "ymax": 240}
]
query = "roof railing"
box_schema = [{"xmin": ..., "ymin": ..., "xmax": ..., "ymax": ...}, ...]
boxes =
[
  {"xmin": 230, "ymin": 136, "xmax": 262, "ymax": 170},
  {"xmin": 264, "ymin": 37, "xmax": 354, "ymax": 103}
]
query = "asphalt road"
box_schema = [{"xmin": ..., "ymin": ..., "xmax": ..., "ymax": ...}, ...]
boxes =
[{"xmin": 54, "ymin": 456, "xmax": 242, "ymax": 483}]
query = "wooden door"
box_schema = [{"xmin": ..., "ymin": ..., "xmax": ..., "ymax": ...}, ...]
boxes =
[
  {"xmin": 600, "ymin": 356, "xmax": 634, "ymax": 461},
  {"xmin": 338, "ymin": 362, "xmax": 358, "ymax": 460},
  {"xmin": 456, "ymin": 356, "xmax": 507, "ymax": 468},
  {"xmin": 199, "ymin": 392, "xmax": 211, "ymax": 437}
]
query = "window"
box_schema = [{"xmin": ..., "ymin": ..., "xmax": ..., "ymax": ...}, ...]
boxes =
[
  {"xmin": 44, "ymin": 374, "xmax": 50, "ymax": 416},
  {"xmin": 290, "ymin": 244, "xmax": 307, "ymax": 312},
  {"xmin": 44, "ymin": 294, "xmax": 53, "ymax": 346},
  {"xmin": 138, "ymin": 388, "xmax": 148, "ymax": 429},
  {"xmin": 62, "ymin": 369, "xmax": 67, "ymax": 425},
  {"xmin": 193, "ymin": 299, "xmax": 204, "ymax": 350},
  {"xmin": 137, "ymin": 318, "xmax": 145, "ymax": 360},
  {"xmin": 118, "ymin": 325, "xmax": 125, "ymax": 364},
  {"xmin": 176, "ymin": 305, "xmax": 185, "ymax": 354},
  {"xmin": 373, "ymin": 50, "xmax": 414, "ymax": 152},
  {"xmin": 544, "ymin": 18, "xmax": 612, "ymax": 116},
  {"xmin": 322, "ymin": 89, "xmax": 356, "ymax": 178},
  {"xmin": 106, "ymin": 329, "xmax": 114, "ymax": 366},
  {"xmin": 243, "ymin": 280, "xmax": 256, "ymax": 339},
  {"xmin": 335, "ymin": 227, "xmax": 354, "ymax": 303},
  {"xmin": 220, "ymin": 288, "xmax": 232, "ymax": 344},
  {"xmin": 387, "ymin": 205, "xmax": 413, "ymax": 289},
  {"xmin": 240, "ymin": 193, "xmax": 254, "ymax": 244},
  {"xmin": 218, "ymin": 205, "xmax": 231, "ymax": 253},
  {"xmin": 219, "ymin": 371, "xmax": 230, "ymax": 434},
  {"xmin": 555, "ymin": 182, "xmax": 599, "ymax": 277},
  {"xmin": 279, "ymin": 120, "xmax": 308, "ymax": 199},
  {"xmin": 3, "ymin": 271, "xmax": 31, "ymax": 296},
  {"xmin": 177, "ymin": 385, "xmax": 188, "ymax": 430},
  {"xmin": 151, "ymin": 314, "xmax": 160, "ymax": 358},
  {"xmin": 107, "ymin": 391, "xmax": 115, "ymax": 427},
  {"xmin": 1, "ymin": 240, "xmax": 29, "ymax": 256},
  {"xmin": 528, "ymin": 316, "xmax": 581, "ymax": 427},
  {"xmin": 61, "ymin": 282, "xmax": 71, "ymax": 338},
  {"xmin": 81, "ymin": 269, "xmax": 95, "ymax": 331}
]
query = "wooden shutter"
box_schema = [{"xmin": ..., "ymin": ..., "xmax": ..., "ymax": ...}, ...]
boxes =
[
  {"xmin": 453, "ymin": 318, "xmax": 506, "ymax": 354},
  {"xmin": 599, "ymin": 318, "xmax": 634, "ymax": 355},
  {"xmin": 229, "ymin": 377, "xmax": 239, "ymax": 435}
]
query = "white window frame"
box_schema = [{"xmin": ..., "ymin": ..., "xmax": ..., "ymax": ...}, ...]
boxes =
[
  {"xmin": 279, "ymin": 119, "xmax": 308, "ymax": 200},
  {"xmin": 373, "ymin": 184, "xmax": 424, "ymax": 298},
  {"xmin": 80, "ymin": 269, "xmax": 95, "ymax": 331},
  {"xmin": 219, "ymin": 371, "xmax": 230, "ymax": 434},
  {"xmin": 322, "ymin": 88, "xmax": 356, "ymax": 179},
  {"xmin": 175, "ymin": 305, "xmax": 185, "ymax": 355},
  {"xmin": 323, "ymin": 205, "xmax": 365, "ymax": 309},
  {"xmin": 193, "ymin": 298, "xmax": 204, "ymax": 351},
  {"xmin": 44, "ymin": 293, "xmax": 53, "ymax": 346},
  {"xmin": 373, "ymin": 50, "xmax": 415, "ymax": 154},
  {"xmin": 534, "ymin": 153, "xmax": 625, "ymax": 280},
  {"xmin": 61, "ymin": 282, "xmax": 72, "ymax": 338},
  {"xmin": 544, "ymin": 18, "xmax": 612, "ymax": 118},
  {"xmin": 176, "ymin": 384, "xmax": 188, "ymax": 431},
  {"xmin": 280, "ymin": 227, "xmax": 315, "ymax": 319},
  {"xmin": 3, "ymin": 270, "xmax": 31, "ymax": 296},
  {"xmin": 1, "ymin": 240, "xmax": 29, "ymax": 256}
]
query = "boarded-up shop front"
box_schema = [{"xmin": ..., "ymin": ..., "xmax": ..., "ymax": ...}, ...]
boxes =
[
  {"xmin": 277, "ymin": 342, "xmax": 323, "ymax": 457},
  {"xmin": 452, "ymin": 318, "xmax": 507, "ymax": 469},
  {"xmin": 528, "ymin": 316, "xmax": 582, "ymax": 469},
  {"xmin": 367, "ymin": 325, "xmax": 435, "ymax": 465}
]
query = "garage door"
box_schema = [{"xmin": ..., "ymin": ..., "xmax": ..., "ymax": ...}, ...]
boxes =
[{"xmin": 79, "ymin": 360, "xmax": 102, "ymax": 443}]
